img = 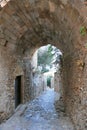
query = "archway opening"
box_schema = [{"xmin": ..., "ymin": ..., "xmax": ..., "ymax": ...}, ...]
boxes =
[
  {"xmin": 0, "ymin": 0, "xmax": 86, "ymax": 129},
  {"xmin": 31, "ymin": 44, "xmax": 63, "ymax": 102}
]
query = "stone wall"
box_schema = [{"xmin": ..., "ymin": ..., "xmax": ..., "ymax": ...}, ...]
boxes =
[
  {"xmin": 54, "ymin": 71, "xmax": 62, "ymax": 96},
  {"xmin": 0, "ymin": 46, "xmax": 24, "ymax": 122},
  {"xmin": 0, "ymin": 46, "xmax": 33, "ymax": 123},
  {"xmin": 31, "ymin": 73, "xmax": 44, "ymax": 99},
  {"xmin": 0, "ymin": 45, "xmax": 44, "ymax": 123},
  {"xmin": 0, "ymin": 0, "xmax": 87, "ymax": 129},
  {"xmin": 61, "ymin": 50, "xmax": 87, "ymax": 130}
]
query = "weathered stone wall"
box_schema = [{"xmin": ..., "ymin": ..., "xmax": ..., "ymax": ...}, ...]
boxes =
[
  {"xmin": 31, "ymin": 51, "xmax": 38, "ymax": 71},
  {"xmin": 0, "ymin": 46, "xmax": 33, "ymax": 123},
  {"xmin": 0, "ymin": 46, "xmax": 24, "ymax": 122},
  {"xmin": 31, "ymin": 73, "xmax": 44, "ymax": 99},
  {"xmin": 0, "ymin": 0, "xmax": 87, "ymax": 130},
  {"xmin": 62, "ymin": 52, "xmax": 87, "ymax": 130},
  {"xmin": 0, "ymin": 45, "xmax": 44, "ymax": 123},
  {"xmin": 54, "ymin": 71, "xmax": 62, "ymax": 96}
]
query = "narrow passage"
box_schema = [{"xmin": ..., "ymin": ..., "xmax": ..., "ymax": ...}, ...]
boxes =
[{"xmin": 0, "ymin": 88, "xmax": 75, "ymax": 130}]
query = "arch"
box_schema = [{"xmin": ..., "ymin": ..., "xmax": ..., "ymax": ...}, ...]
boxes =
[{"xmin": 0, "ymin": 0, "xmax": 87, "ymax": 129}]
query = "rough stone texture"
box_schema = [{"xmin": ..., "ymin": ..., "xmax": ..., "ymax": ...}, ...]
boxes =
[
  {"xmin": 0, "ymin": 46, "xmax": 24, "ymax": 123},
  {"xmin": 0, "ymin": 0, "xmax": 87, "ymax": 130},
  {"xmin": 31, "ymin": 73, "xmax": 44, "ymax": 99},
  {"xmin": 0, "ymin": 89, "xmax": 75, "ymax": 130},
  {"xmin": 54, "ymin": 71, "xmax": 61, "ymax": 94}
]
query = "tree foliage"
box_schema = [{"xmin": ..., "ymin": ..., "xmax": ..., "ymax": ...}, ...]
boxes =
[
  {"xmin": 38, "ymin": 45, "xmax": 54, "ymax": 66},
  {"xmin": 37, "ymin": 44, "xmax": 62, "ymax": 73}
]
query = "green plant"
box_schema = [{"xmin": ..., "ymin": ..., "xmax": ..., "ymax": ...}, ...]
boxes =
[
  {"xmin": 80, "ymin": 26, "xmax": 87, "ymax": 36},
  {"xmin": 85, "ymin": 42, "xmax": 87, "ymax": 48}
]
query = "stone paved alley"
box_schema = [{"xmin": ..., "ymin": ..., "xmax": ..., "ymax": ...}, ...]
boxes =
[
  {"xmin": 0, "ymin": 89, "xmax": 75, "ymax": 130},
  {"xmin": 0, "ymin": 1, "xmax": 87, "ymax": 130}
]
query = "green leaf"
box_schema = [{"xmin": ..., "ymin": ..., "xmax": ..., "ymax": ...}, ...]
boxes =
[{"xmin": 80, "ymin": 26, "xmax": 87, "ymax": 36}]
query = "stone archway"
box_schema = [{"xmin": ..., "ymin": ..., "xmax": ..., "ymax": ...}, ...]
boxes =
[{"xmin": 0, "ymin": 0, "xmax": 87, "ymax": 129}]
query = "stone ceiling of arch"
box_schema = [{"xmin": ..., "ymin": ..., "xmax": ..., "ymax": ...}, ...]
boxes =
[{"xmin": 0, "ymin": 0, "xmax": 86, "ymax": 54}]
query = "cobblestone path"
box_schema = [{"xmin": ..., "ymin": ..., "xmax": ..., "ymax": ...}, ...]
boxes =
[{"xmin": 0, "ymin": 88, "xmax": 75, "ymax": 130}]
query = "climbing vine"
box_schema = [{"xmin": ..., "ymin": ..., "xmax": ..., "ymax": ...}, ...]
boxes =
[{"xmin": 80, "ymin": 26, "xmax": 87, "ymax": 36}]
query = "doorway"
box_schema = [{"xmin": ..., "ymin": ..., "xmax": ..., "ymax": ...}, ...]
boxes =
[
  {"xmin": 47, "ymin": 76, "xmax": 51, "ymax": 88},
  {"xmin": 15, "ymin": 76, "xmax": 21, "ymax": 108}
]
